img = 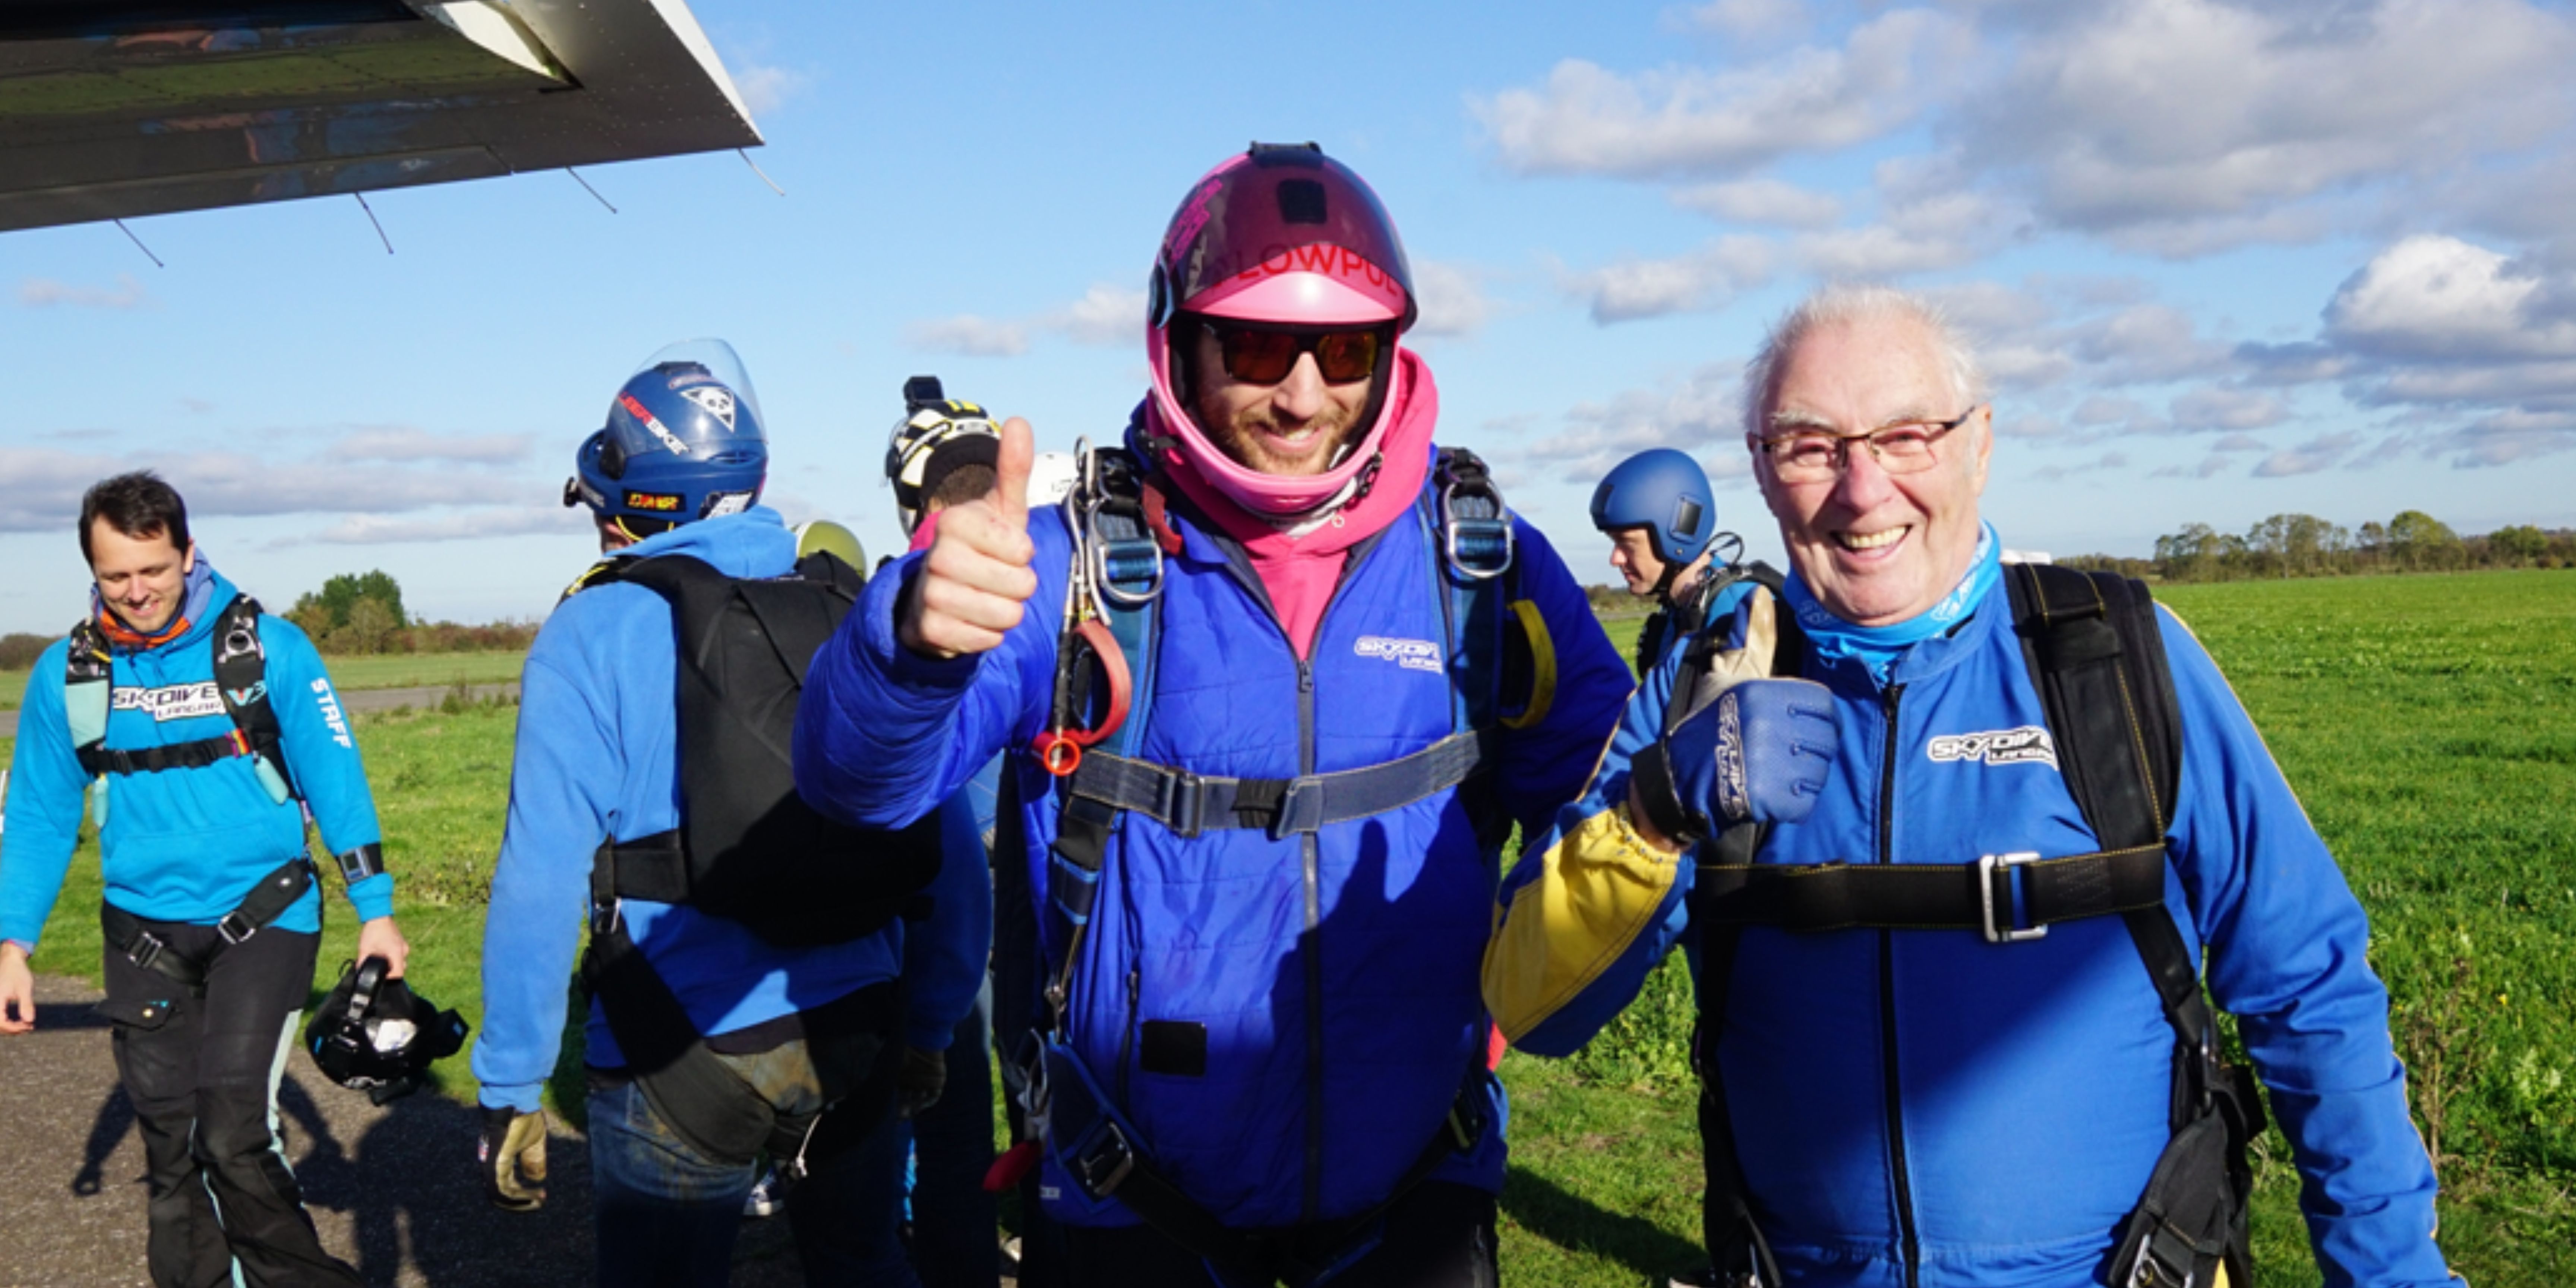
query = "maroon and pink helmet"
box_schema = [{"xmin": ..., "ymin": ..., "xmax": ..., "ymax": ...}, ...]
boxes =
[{"xmin": 1146, "ymin": 143, "xmax": 1417, "ymax": 516}]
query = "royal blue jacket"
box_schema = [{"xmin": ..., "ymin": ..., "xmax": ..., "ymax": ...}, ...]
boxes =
[
  {"xmin": 472, "ymin": 511, "xmax": 989, "ymax": 1114},
  {"xmin": 794, "ymin": 445, "xmax": 1633, "ymax": 1229},
  {"xmin": 1486, "ymin": 570, "xmax": 2454, "ymax": 1287},
  {"xmin": 1, "ymin": 564, "xmax": 391, "ymax": 950}
]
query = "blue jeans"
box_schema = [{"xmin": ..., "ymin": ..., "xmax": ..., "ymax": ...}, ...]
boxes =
[{"xmin": 590, "ymin": 1032, "xmax": 898, "ymax": 1288}]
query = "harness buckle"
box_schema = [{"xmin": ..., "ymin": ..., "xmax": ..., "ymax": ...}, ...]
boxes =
[
  {"xmin": 1070, "ymin": 1118, "xmax": 1137, "ymax": 1199},
  {"xmin": 214, "ymin": 910, "xmax": 258, "ymax": 946},
  {"xmin": 1161, "ymin": 770, "xmax": 1206, "ymax": 839},
  {"xmin": 1977, "ymin": 851, "xmax": 2046, "ymax": 944},
  {"xmin": 590, "ymin": 898, "xmax": 625, "ymax": 937},
  {"xmin": 1269, "ymin": 776, "xmax": 1326, "ymax": 841},
  {"xmin": 127, "ymin": 931, "xmax": 168, "ymax": 972}
]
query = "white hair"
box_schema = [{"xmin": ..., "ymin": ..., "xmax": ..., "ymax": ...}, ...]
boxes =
[{"xmin": 1739, "ymin": 284, "xmax": 1988, "ymax": 437}]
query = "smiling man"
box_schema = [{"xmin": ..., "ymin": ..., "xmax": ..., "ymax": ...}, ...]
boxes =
[
  {"xmin": 1484, "ymin": 286, "xmax": 2457, "ymax": 1287},
  {"xmin": 0, "ymin": 471, "xmax": 407, "ymax": 1288},
  {"xmin": 796, "ymin": 143, "xmax": 1634, "ymax": 1287}
]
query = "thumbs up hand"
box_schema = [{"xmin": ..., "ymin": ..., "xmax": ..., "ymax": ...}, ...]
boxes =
[{"xmin": 899, "ymin": 416, "xmax": 1041, "ymax": 659}]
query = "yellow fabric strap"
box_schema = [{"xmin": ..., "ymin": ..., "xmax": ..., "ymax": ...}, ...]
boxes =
[
  {"xmin": 1483, "ymin": 802, "xmax": 1683, "ymax": 1043},
  {"xmin": 1500, "ymin": 599, "xmax": 1558, "ymax": 730}
]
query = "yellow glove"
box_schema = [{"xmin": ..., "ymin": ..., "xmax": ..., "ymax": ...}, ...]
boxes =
[{"xmin": 478, "ymin": 1106, "xmax": 549, "ymax": 1211}]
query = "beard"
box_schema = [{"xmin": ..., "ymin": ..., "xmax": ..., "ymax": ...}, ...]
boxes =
[{"xmin": 1193, "ymin": 394, "xmax": 1368, "ymax": 477}]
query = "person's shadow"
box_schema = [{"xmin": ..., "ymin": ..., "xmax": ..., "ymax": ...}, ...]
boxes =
[{"xmin": 280, "ymin": 1069, "xmax": 598, "ymax": 1286}]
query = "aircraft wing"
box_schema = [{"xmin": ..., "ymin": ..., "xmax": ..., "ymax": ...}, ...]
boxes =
[{"xmin": 0, "ymin": 0, "xmax": 761, "ymax": 233}]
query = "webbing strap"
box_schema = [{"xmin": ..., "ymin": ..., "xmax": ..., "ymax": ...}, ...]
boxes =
[
  {"xmin": 101, "ymin": 857, "xmax": 315, "ymax": 991},
  {"xmin": 1066, "ymin": 729, "xmax": 1498, "ymax": 841},
  {"xmin": 1695, "ymin": 844, "xmax": 2169, "ymax": 937},
  {"xmin": 78, "ymin": 728, "xmax": 276, "ymax": 777}
]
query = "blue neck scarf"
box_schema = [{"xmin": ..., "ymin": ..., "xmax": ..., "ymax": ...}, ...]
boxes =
[{"xmin": 1783, "ymin": 523, "xmax": 1999, "ymax": 681}]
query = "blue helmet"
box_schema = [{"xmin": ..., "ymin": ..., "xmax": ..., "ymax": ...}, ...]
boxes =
[
  {"xmin": 1590, "ymin": 448, "xmax": 1715, "ymax": 571},
  {"xmin": 565, "ymin": 339, "xmax": 768, "ymax": 539}
]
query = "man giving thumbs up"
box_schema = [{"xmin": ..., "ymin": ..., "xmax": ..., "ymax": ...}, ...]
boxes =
[{"xmin": 795, "ymin": 143, "xmax": 1636, "ymax": 1287}]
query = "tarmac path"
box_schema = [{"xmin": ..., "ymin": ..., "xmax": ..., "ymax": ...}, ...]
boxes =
[
  {"xmin": 0, "ymin": 683, "xmax": 520, "ymax": 742},
  {"xmin": 0, "ymin": 973, "xmax": 809, "ymax": 1288}
]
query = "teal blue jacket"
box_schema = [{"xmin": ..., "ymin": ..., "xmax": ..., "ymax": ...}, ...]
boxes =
[{"xmin": 1, "ymin": 564, "xmax": 391, "ymax": 951}]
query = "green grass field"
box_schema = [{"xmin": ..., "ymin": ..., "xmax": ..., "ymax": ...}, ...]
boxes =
[{"xmin": 4, "ymin": 572, "xmax": 2569, "ymax": 1282}]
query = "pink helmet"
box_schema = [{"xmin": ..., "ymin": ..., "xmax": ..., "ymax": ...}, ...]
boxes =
[{"xmin": 1147, "ymin": 143, "xmax": 1417, "ymax": 516}]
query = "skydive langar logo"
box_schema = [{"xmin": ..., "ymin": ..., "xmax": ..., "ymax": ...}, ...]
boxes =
[
  {"xmin": 1926, "ymin": 726, "xmax": 2058, "ymax": 769},
  {"xmin": 112, "ymin": 683, "xmax": 226, "ymax": 722},
  {"xmin": 1354, "ymin": 635, "xmax": 1443, "ymax": 673}
]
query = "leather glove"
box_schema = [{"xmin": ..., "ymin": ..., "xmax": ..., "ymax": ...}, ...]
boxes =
[
  {"xmin": 478, "ymin": 1106, "xmax": 549, "ymax": 1212},
  {"xmin": 897, "ymin": 1045, "xmax": 947, "ymax": 1120},
  {"xmin": 1632, "ymin": 678, "xmax": 1839, "ymax": 845}
]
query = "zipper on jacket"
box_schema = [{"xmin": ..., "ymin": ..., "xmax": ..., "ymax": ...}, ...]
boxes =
[
  {"xmin": 1876, "ymin": 683, "xmax": 1922, "ymax": 1287},
  {"xmin": 1298, "ymin": 657, "xmax": 1325, "ymax": 1222},
  {"xmin": 1117, "ymin": 967, "xmax": 1140, "ymax": 1105}
]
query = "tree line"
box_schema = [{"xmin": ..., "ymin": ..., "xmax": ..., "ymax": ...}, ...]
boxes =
[
  {"xmin": 0, "ymin": 571, "xmax": 533, "ymax": 670},
  {"xmin": 2068, "ymin": 512, "xmax": 2574, "ymax": 584}
]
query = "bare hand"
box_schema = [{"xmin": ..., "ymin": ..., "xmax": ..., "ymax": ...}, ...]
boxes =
[
  {"xmin": 0, "ymin": 941, "xmax": 36, "ymax": 1034},
  {"xmin": 357, "ymin": 917, "xmax": 411, "ymax": 980},
  {"xmin": 897, "ymin": 416, "xmax": 1039, "ymax": 660}
]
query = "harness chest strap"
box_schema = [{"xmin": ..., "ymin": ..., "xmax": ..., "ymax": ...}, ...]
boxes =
[
  {"xmin": 68, "ymin": 597, "xmax": 297, "ymax": 806},
  {"xmin": 1695, "ymin": 842, "xmax": 2169, "ymax": 942},
  {"xmin": 1065, "ymin": 727, "xmax": 1500, "ymax": 842}
]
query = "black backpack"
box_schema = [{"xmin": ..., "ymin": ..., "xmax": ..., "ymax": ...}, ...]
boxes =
[{"xmin": 586, "ymin": 550, "xmax": 943, "ymax": 947}]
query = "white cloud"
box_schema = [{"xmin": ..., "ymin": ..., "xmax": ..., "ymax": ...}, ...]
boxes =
[
  {"xmin": 1670, "ymin": 178, "xmax": 1843, "ymax": 228},
  {"xmin": 1953, "ymin": 0, "xmax": 2576, "ymax": 248},
  {"xmin": 1560, "ymin": 236, "xmax": 1775, "ymax": 323},
  {"xmin": 1471, "ymin": 9, "xmax": 1974, "ymax": 177},
  {"xmin": 903, "ymin": 315, "xmax": 1029, "ymax": 357},
  {"xmin": 1039, "ymin": 285, "xmax": 1146, "ymax": 347},
  {"xmin": 1516, "ymin": 361, "xmax": 1751, "ymax": 479},
  {"xmin": 2029, "ymin": 450, "xmax": 2130, "ymax": 483},
  {"xmin": 306, "ymin": 506, "xmax": 569, "ymax": 545},
  {"xmin": 2253, "ymin": 430, "xmax": 2360, "ymax": 477},
  {"xmin": 727, "ymin": 58, "xmax": 806, "ymax": 118},
  {"xmin": 0, "ymin": 444, "xmax": 536, "ymax": 534},
  {"xmin": 2324, "ymin": 234, "xmax": 2576, "ymax": 362},
  {"xmin": 2169, "ymin": 386, "xmax": 2291, "ymax": 432},
  {"xmin": 325, "ymin": 426, "xmax": 533, "ymax": 465},
  {"xmin": 1411, "ymin": 261, "xmax": 1496, "ymax": 337},
  {"xmin": 19, "ymin": 275, "xmax": 152, "ymax": 309},
  {"xmin": 1680, "ymin": 0, "xmax": 1808, "ymax": 41}
]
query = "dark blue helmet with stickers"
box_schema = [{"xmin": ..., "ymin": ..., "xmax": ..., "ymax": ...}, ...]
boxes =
[
  {"xmin": 564, "ymin": 339, "xmax": 768, "ymax": 540},
  {"xmin": 1590, "ymin": 447, "xmax": 1715, "ymax": 568}
]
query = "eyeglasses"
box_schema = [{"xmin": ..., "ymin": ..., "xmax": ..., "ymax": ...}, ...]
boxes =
[
  {"xmin": 1202, "ymin": 321, "xmax": 1385, "ymax": 386},
  {"xmin": 1755, "ymin": 407, "xmax": 1981, "ymax": 483}
]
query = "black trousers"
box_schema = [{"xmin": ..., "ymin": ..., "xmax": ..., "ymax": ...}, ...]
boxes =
[
  {"xmin": 1055, "ymin": 1181, "xmax": 1499, "ymax": 1288},
  {"xmin": 101, "ymin": 915, "xmax": 360, "ymax": 1288}
]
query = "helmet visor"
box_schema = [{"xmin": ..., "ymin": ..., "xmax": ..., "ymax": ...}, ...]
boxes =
[
  {"xmin": 1157, "ymin": 146, "xmax": 1412, "ymax": 324},
  {"xmin": 632, "ymin": 338, "xmax": 765, "ymax": 431}
]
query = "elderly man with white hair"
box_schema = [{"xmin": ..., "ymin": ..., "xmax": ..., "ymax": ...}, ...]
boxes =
[{"xmin": 1484, "ymin": 285, "xmax": 2456, "ymax": 1287}]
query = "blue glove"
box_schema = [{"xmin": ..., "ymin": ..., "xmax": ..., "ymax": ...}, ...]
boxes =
[{"xmin": 1631, "ymin": 678, "xmax": 1838, "ymax": 845}]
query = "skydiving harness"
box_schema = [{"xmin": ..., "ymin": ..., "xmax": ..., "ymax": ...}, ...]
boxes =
[
  {"xmin": 1012, "ymin": 442, "xmax": 1538, "ymax": 1285},
  {"xmin": 66, "ymin": 600, "xmax": 388, "ymax": 992},
  {"xmin": 67, "ymin": 599, "xmax": 296, "ymax": 807},
  {"xmin": 1677, "ymin": 564, "xmax": 2260, "ymax": 1288},
  {"xmin": 566, "ymin": 548, "xmax": 940, "ymax": 1171}
]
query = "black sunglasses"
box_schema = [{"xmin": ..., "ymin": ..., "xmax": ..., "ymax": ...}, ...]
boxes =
[{"xmin": 1201, "ymin": 321, "xmax": 1385, "ymax": 386}]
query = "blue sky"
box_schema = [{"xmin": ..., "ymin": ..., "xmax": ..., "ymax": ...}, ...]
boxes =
[{"xmin": 6, "ymin": 0, "xmax": 2574, "ymax": 635}]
